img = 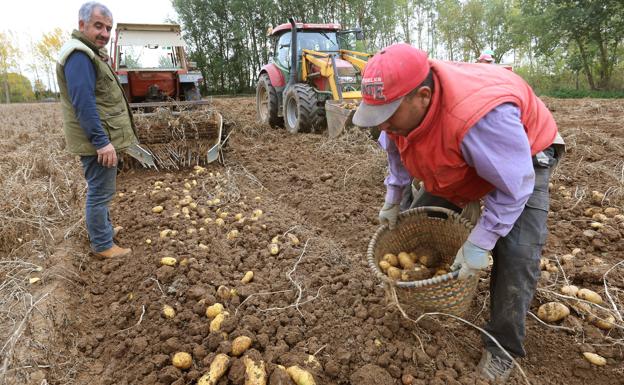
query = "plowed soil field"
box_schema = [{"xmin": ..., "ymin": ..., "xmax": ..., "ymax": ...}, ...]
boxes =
[{"xmin": 1, "ymin": 97, "xmax": 623, "ymax": 385}]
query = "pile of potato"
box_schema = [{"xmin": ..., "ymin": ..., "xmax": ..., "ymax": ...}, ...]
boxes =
[
  {"xmin": 338, "ymin": 101, "xmax": 358, "ymax": 110},
  {"xmin": 378, "ymin": 251, "xmax": 450, "ymax": 282},
  {"xmin": 536, "ymin": 284, "xmax": 618, "ymax": 366},
  {"xmin": 537, "ymin": 285, "xmax": 615, "ymax": 328},
  {"xmin": 169, "ymin": 351, "xmax": 317, "ymax": 385}
]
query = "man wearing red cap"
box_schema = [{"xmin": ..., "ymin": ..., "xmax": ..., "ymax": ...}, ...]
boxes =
[{"xmin": 354, "ymin": 43, "xmax": 564, "ymax": 382}]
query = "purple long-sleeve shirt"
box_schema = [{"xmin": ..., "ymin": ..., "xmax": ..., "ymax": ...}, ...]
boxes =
[{"xmin": 380, "ymin": 103, "xmax": 535, "ymax": 250}]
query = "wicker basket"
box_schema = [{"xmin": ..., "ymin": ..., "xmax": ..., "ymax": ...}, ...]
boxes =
[{"xmin": 367, "ymin": 206, "xmax": 479, "ymax": 316}]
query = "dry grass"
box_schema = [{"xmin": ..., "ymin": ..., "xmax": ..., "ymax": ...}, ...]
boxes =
[{"xmin": 0, "ymin": 102, "xmax": 85, "ymax": 384}]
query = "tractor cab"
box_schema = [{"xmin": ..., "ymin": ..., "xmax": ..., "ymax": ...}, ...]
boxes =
[
  {"xmin": 111, "ymin": 23, "xmax": 204, "ymax": 107},
  {"xmin": 257, "ymin": 20, "xmax": 371, "ymax": 134}
]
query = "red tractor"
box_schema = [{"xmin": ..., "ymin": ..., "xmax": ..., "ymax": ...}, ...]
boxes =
[
  {"xmin": 256, "ymin": 18, "xmax": 371, "ymax": 134},
  {"xmin": 111, "ymin": 23, "xmax": 205, "ymax": 108}
]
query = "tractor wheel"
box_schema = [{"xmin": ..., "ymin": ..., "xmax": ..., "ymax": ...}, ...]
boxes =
[
  {"xmin": 256, "ymin": 73, "xmax": 282, "ymax": 128},
  {"xmin": 283, "ymin": 84, "xmax": 324, "ymax": 134}
]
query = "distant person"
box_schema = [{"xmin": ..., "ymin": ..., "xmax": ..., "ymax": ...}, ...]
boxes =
[
  {"xmin": 354, "ymin": 43, "xmax": 564, "ymax": 383},
  {"xmin": 477, "ymin": 52, "xmax": 495, "ymax": 64},
  {"xmin": 56, "ymin": 2, "xmax": 137, "ymax": 258}
]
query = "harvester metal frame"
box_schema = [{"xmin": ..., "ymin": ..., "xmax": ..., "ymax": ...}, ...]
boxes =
[{"xmin": 110, "ymin": 23, "xmax": 224, "ymax": 169}]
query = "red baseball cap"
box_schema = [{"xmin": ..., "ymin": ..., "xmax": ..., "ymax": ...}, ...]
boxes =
[
  {"xmin": 478, "ymin": 53, "xmax": 494, "ymax": 62},
  {"xmin": 353, "ymin": 43, "xmax": 430, "ymax": 127}
]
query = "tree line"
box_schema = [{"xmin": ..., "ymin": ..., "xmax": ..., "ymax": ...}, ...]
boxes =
[
  {"xmin": 1, "ymin": 0, "xmax": 622, "ymax": 103},
  {"xmin": 0, "ymin": 28, "xmax": 64, "ymax": 103},
  {"xmin": 172, "ymin": 0, "xmax": 624, "ymax": 95}
]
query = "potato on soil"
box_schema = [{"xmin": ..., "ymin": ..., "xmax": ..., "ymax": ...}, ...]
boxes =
[
  {"xmin": 583, "ymin": 352, "xmax": 607, "ymax": 366},
  {"xmin": 231, "ymin": 335, "xmax": 253, "ymax": 356},
  {"xmin": 172, "ymin": 352, "xmax": 193, "ymax": 369},
  {"xmin": 593, "ymin": 314, "xmax": 616, "ymax": 330},
  {"xmin": 210, "ymin": 312, "xmax": 229, "ymax": 332},
  {"xmin": 217, "ymin": 285, "xmax": 232, "ymax": 300},
  {"xmin": 152, "ymin": 205, "xmax": 164, "ymax": 213},
  {"xmin": 571, "ymin": 301, "xmax": 592, "ymax": 316},
  {"xmin": 243, "ymin": 356, "xmax": 267, "ymax": 385},
  {"xmin": 604, "ymin": 207, "xmax": 620, "ymax": 217},
  {"xmin": 287, "ymin": 233, "xmax": 300, "ymax": 246},
  {"xmin": 286, "ymin": 365, "xmax": 316, "ymax": 385},
  {"xmin": 577, "ymin": 288, "xmax": 603, "ymax": 304},
  {"xmin": 206, "ymin": 303, "xmax": 224, "ymax": 318},
  {"xmin": 241, "ymin": 271, "xmax": 254, "ymax": 284},
  {"xmin": 160, "ymin": 257, "xmax": 177, "ymax": 266},
  {"xmin": 162, "ymin": 304, "xmax": 176, "ymax": 318},
  {"xmin": 537, "ymin": 302, "xmax": 570, "ymax": 323},
  {"xmin": 561, "ymin": 254, "xmax": 574, "ymax": 264},
  {"xmin": 269, "ymin": 243, "xmax": 279, "ymax": 255},
  {"xmin": 560, "ymin": 285, "xmax": 579, "ymax": 297},
  {"xmin": 198, "ymin": 353, "xmax": 230, "ymax": 385}
]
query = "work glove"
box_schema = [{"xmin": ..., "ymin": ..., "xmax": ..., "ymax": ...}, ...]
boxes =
[
  {"xmin": 451, "ymin": 240, "xmax": 490, "ymax": 280},
  {"xmin": 379, "ymin": 202, "xmax": 400, "ymax": 230}
]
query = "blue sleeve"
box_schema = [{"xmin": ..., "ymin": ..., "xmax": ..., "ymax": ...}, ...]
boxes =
[{"xmin": 64, "ymin": 52, "xmax": 110, "ymax": 149}]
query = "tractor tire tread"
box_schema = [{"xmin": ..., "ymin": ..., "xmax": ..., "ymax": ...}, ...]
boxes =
[
  {"xmin": 256, "ymin": 73, "xmax": 283, "ymax": 128},
  {"xmin": 284, "ymin": 83, "xmax": 324, "ymax": 134}
]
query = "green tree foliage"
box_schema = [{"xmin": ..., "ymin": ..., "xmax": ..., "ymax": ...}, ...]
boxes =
[
  {"xmin": 521, "ymin": 0, "xmax": 624, "ymax": 90},
  {"xmin": 0, "ymin": 31, "xmax": 20, "ymax": 103},
  {"xmin": 6, "ymin": 73, "xmax": 35, "ymax": 102},
  {"xmin": 34, "ymin": 28, "xmax": 68, "ymax": 94},
  {"xmin": 172, "ymin": 0, "xmax": 624, "ymax": 94}
]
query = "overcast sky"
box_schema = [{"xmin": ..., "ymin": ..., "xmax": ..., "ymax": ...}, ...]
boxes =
[{"xmin": 1, "ymin": 0, "xmax": 178, "ymax": 85}]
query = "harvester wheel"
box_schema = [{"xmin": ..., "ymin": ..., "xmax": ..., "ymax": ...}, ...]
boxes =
[
  {"xmin": 283, "ymin": 84, "xmax": 323, "ymax": 134},
  {"xmin": 256, "ymin": 73, "xmax": 282, "ymax": 128}
]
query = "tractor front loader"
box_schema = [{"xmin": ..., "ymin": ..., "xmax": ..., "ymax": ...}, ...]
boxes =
[{"xmin": 256, "ymin": 18, "xmax": 371, "ymax": 136}]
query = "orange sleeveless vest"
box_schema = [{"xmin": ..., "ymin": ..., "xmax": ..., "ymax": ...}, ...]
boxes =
[{"xmin": 389, "ymin": 60, "xmax": 557, "ymax": 207}]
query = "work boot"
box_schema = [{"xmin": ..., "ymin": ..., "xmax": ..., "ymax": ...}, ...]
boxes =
[
  {"xmin": 477, "ymin": 349, "xmax": 514, "ymax": 383},
  {"xmin": 93, "ymin": 244, "xmax": 132, "ymax": 259}
]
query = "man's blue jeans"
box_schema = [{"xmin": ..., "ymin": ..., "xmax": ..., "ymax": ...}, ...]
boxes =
[{"xmin": 80, "ymin": 156, "xmax": 117, "ymax": 252}]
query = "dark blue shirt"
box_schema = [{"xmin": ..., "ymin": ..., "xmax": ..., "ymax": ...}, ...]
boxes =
[{"xmin": 64, "ymin": 51, "xmax": 110, "ymax": 149}]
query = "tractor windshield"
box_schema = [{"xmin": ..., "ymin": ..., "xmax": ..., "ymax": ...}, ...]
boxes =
[
  {"xmin": 298, "ymin": 31, "xmax": 339, "ymax": 52},
  {"xmin": 117, "ymin": 45, "xmax": 183, "ymax": 70}
]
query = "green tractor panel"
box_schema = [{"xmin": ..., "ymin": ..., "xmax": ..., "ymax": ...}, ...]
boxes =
[{"xmin": 256, "ymin": 18, "xmax": 371, "ymax": 134}]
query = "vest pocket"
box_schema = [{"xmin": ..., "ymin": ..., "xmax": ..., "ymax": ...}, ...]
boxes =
[{"xmin": 101, "ymin": 111, "xmax": 129, "ymax": 146}]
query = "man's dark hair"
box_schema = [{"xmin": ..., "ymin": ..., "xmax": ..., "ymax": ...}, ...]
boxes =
[{"xmin": 405, "ymin": 70, "xmax": 434, "ymax": 98}]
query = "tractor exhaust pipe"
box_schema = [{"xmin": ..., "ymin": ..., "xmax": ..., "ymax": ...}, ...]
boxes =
[{"xmin": 288, "ymin": 17, "xmax": 298, "ymax": 87}]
